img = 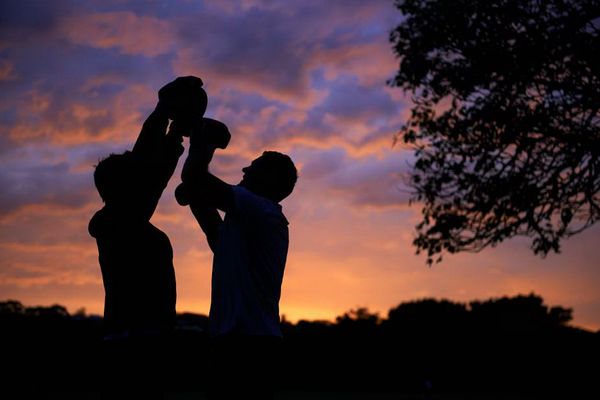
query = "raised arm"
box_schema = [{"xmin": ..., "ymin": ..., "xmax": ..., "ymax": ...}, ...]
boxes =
[{"xmin": 128, "ymin": 77, "xmax": 206, "ymax": 220}]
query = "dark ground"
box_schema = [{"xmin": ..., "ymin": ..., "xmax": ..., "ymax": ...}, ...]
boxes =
[{"xmin": 2, "ymin": 296, "xmax": 599, "ymax": 397}]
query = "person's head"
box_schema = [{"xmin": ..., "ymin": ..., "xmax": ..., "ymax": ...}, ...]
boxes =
[
  {"xmin": 240, "ymin": 151, "xmax": 297, "ymax": 203},
  {"xmin": 93, "ymin": 151, "xmax": 134, "ymax": 204}
]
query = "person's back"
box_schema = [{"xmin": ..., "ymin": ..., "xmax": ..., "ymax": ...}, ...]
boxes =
[{"xmin": 89, "ymin": 202, "xmax": 176, "ymax": 336}]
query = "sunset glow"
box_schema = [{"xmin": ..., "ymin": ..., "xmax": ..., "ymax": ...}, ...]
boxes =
[{"xmin": 1, "ymin": 0, "xmax": 599, "ymax": 331}]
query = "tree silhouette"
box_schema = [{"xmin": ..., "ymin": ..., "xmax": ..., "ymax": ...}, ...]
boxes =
[
  {"xmin": 336, "ymin": 307, "xmax": 380, "ymax": 326},
  {"xmin": 0, "ymin": 299, "xmax": 25, "ymax": 315},
  {"xmin": 469, "ymin": 293, "xmax": 573, "ymax": 332},
  {"xmin": 389, "ymin": 0, "xmax": 600, "ymax": 264},
  {"xmin": 385, "ymin": 298, "xmax": 469, "ymax": 334}
]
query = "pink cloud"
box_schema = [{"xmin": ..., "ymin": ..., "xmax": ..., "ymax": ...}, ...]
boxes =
[
  {"xmin": 0, "ymin": 59, "xmax": 16, "ymax": 81},
  {"xmin": 7, "ymin": 84, "xmax": 154, "ymax": 146},
  {"xmin": 173, "ymin": 48, "xmax": 325, "ymax": 108},
  {"xmin": 315, "ymin": 42, "xmax": 398, "ymax": 87},
  {"xmin": 59, "ymin": 12, "xmax": 176, "ymax": 57}
]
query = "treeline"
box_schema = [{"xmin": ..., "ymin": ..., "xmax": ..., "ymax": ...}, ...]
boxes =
[
  {"xmin": 0, "ymin": 292, "xmax": 581, "ymax": 332},
  {"xmin": 281, "ymin": 294, "xmax": 599, "ymax": 394},
  {"xmin": 2, "ymin": 294, "xmax": 599, "ymax": 394}
]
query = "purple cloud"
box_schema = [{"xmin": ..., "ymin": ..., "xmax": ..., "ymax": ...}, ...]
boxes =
[{"xmin": 0, "ymin": 159, "xmax": 93, "ymax": 215}]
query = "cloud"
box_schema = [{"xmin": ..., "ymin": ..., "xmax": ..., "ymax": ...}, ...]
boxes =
[
  {"xmin": 173, "ymin": 23, "xmax": 316, "ymax": 106},
  {"xmin": 325, "ymin": 152, "xmax": 412, "ymax": 209},
  {"xmin": 316, "ymin": 42, "xmax": 399, "ymax": 87},
  {"xmin": 172, "ymin": 0, "xmax": 399, "ymax": 107},
  {"xmin": 280, "ymin": 146, "xmax": 412, "ymax": 213},
  {"xmin": 191, "ymin": 77, "xmax": 405, "ymax": 162},
  {"xmin": 0, "ymin": 158, "xmax": 93, "ymax": 215},
  {"xmin": 0, "ymin": 241, "xmax": 98, "ymax": 286},
  {"xmin": 0, "ymin": 5, "xmax": 179, "ymax": 149},
  {"xmin": 317, "ymin": 76, "xmax": 399, "ymax": 123},
  {"xmin": 0, "ymin": 1, "xmax": 68, "ymax": 40},
  {"xmin": 0, "ymin": 60, "xmax": 16, "ymax": 81},
  {"xmin": 0, "ymin": 203, "xmax": 101, "ymax": 293},
  {"xmin": 299, "ymin": 147, "xmax": 347, "ymax": 179},
  {"xmin": 6, "ymin": 84, "xmax": 151, "ymax": 146},
  {"xmin": 60, "ymin": 12, "xmax": 177, "ymax": 57}
]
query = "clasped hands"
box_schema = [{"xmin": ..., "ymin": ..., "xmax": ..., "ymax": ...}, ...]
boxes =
[
  {"xmin": 157, "ymin": 76, "xmax": 231, "ymax": 206},
  {"xmin": 157, "ymin": 76, "xmax": 231, "ymax": 150}
]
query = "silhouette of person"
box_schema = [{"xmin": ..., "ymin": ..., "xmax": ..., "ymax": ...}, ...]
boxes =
[
  {"xmin": 175, "ymin": 123, "xmax": 297, "ymax": 399},
  {"xmin": 88, "ymin": 76, "xmax": 207, "ymax": 397}
]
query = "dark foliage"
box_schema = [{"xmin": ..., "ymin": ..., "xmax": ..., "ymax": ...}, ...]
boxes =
[
  {"xmin": 389, "ymin": 0, "xmax": 600, "ymax": 264},
  {"xmin": 2, "ymin": 295, "xmax": 598, "ymax": 395}
]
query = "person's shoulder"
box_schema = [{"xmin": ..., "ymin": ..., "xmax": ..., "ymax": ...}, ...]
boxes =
[
  {"xmin": 232, "ymin": 185, "xmax": 259, "ymax": 200},
  {"xmin": 232, "ymin": 185, "xmax": 274, "ymax": 209},
  {"xmin": 88, "ymin": 205, "xmax": 146, "ymax": 237},
  {"xmin": 231, "ymin": 186, "xmax": 288, "ymax": 224}
]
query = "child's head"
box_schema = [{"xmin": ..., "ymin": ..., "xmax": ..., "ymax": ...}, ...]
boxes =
[{"xmin": 94, "ymin": 151, "xmax": 134, "ymax": 204}]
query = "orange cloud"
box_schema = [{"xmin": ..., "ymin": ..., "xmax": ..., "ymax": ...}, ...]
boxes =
[
  {"xmin": 0, "ymin": 239, "xmax": 99, "ymax": 288},
  {"xmin": 7, "ymin": 84, "xmax": 153, "ymax": 146},
  {"xmin": 315, "ymin": 41, "xmax": 398, "ymax": 87}
]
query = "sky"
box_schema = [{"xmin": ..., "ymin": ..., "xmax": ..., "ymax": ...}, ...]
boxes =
[{"xmin": 1, "ymin": 0, "xmax": 599, "ymax": 331}]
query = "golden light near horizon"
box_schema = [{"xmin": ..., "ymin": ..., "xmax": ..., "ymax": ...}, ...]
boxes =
[{"xmin": 1, "ymin": 0, "xmax": 599, "ymax": 332}]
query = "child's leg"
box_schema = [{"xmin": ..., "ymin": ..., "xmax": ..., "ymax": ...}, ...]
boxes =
[{"xmin": 176, "ymin": 119, "xmax": 230, "ymax": 206}]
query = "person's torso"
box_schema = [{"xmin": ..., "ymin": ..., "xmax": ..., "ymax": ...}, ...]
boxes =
[
  {"xmin": 210, "ymin": 187, "xmax": 289, "ymax": 337},
  {"xmin": 92, "ymin": 208, "xmax": 177, "ymax": 334}
]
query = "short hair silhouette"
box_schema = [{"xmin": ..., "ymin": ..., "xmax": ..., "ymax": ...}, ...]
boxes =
[
  {"xmin": 94, "ymin": 151, "xmax": 133, "ymax": 203},
  {"xmin": 259, "ymin": 151, "xmax": 297, "ymax": 202}
]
